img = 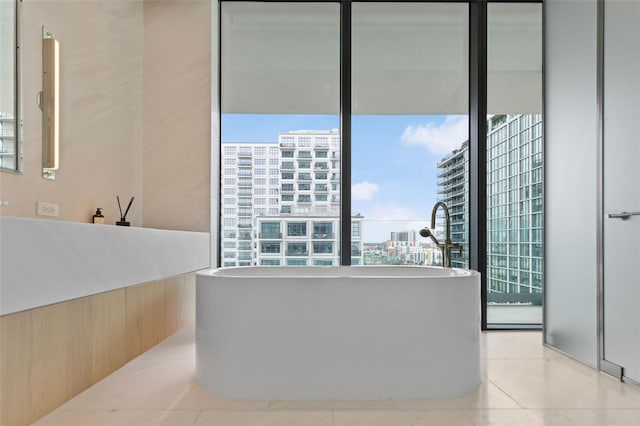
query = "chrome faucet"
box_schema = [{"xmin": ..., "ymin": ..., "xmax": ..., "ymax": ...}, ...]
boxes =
[{"xmin": 419, "ymin": 201, "xmax": 462, "ymax": 268}]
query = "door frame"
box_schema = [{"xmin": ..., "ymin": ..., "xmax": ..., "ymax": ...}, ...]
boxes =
[{"xmin": 596, "ymin": 0, "xmax": 640, "ymax": 386}]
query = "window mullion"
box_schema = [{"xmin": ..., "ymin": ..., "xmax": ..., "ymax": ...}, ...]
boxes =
[
  {"xmin": 469, "ymin": 0, "xmax": 488, "ymax": 328},
  {"xmin": 340, "ymin": 0, "xmax": 352, "ymax": 266}
]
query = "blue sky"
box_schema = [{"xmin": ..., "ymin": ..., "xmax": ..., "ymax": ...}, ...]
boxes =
[{"xmin": 222, "ymin": 114, "xmax": 468, "ymax": 242}]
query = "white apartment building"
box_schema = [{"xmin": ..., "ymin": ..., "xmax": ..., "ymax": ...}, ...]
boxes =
[
  {"xmin": 255, "ymin": 213, "xmax": 363, "ymax": 266},
  {"xmin": 221, "ymin": 129, "xmax": 363, "ymax": 266},
  {"xmin": 278, "ymin": 129, "xmax": 341, "ymax": 216},
  {"xmin": 221, "ymin": 142, "xmax": 281, "ymax": 267}
]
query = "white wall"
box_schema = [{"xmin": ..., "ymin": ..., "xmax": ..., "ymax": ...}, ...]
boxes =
[{"xmin": 544, "ymin": 0, "xmax": 599, "ymax": 367}]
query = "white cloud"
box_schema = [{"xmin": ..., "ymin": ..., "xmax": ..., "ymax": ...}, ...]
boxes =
[
  {"xmin": 352, "ymin": 181, "xmax": 379, "ymax": 201},
  {"xmin": 400, "ymin": 115, "xmax": 468, "ymax": 155}
]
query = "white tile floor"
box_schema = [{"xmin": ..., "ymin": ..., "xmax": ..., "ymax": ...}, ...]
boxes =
[{"xmin": 35, "ymin": 325, "xmax": 640, "ymax": 425}]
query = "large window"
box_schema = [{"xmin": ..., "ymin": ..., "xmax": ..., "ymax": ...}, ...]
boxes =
[
  {"xmin": 313, "ymin": 241, "xmax": 334, "ymax": 254},
  {"xmin": 218, "ymin": 0, "xmax": 543, "ymax": 329},
  {"xmin": 260, "ymin": 222, "xmax": 281, "ymax": 239},
  {"xmin": 287, "ymin": 222, "xmax": 307, "ymax": 237},
  {"xmin": 260, "ymin": 242, "xmax": 281, "ymax": 254},
  {"xmin": 486, "ymin": 4, "xmax": 543, "ymax": 327},
  {"xmin": 287, "ymin": 242, "xmax": 308, "ymax": 256},
  {"xmin": 313, "ymin": 222, "xmax": 333, "ymax": 239},
  {"xmin": 220, "ymin": 2, "xmax": 341, "ymax": 267},
  {"xmin": 352, "ymin": 3, "xmax": 469, "ymax": 267}
]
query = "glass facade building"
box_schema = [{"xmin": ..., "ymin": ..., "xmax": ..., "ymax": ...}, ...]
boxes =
[
  {"xmin": 436, "ymin": 114, "xmax": 543, "ymax": 317},
  {"xmin": 486, "ymin": 114, "xmax": 543, "ymax": 297}
]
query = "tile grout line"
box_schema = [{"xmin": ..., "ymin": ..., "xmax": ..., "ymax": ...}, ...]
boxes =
[
  {"xmin": 486, "ymin": 378, "xmax": 526, "ymax": 409},
  {"xmin": 192, "ymin": 409, "xmax": 205, "ymax": 426},
  {"xmin": 460, "ymin": 407, "xmax": 479, "ymax": 426}
]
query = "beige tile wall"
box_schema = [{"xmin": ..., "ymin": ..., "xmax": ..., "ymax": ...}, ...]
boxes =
[
  {"xmin": 142, "ymin": 0, "xmax": 212, "ymax": 233},
  {"xmin": 0, "ymin": 0, "xmax": 144, "ymax": 225},
  {"xmin": 0, "ymin": 273, "xmax": 196, "ymax": 426},
  {"xmin": 0, "ymin": 0, "xmax": 212, "ymax": 234}
]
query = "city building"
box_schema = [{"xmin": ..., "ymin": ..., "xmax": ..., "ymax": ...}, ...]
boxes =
[
  {"xmin": 436, "ymin": 140, "xmax": 469, "ymax": 269},
  {"xmin": 486, "ymin": 114, "xmax": 544, "ymax": 298},
  {"xmin": 362, "ymin": 231, "xmax": 439, "ymax": 265},
  {"xmin": 221, "ymin": 129, "xmax": 362, "ymax": 266},
  {"xmin": 362, "ymin": 242, "xmax": 387, "ymax": 264},
  {"xmin": 387, "ymin": 231, "xmax": 428, "ymax": 265},
  {"xmin": 278, "ymin": 129, "xmax": 341, "ymax": 217},
  {"xmin": 221, "ymin": 142, "xmax": 281, "ymax": 267},
  {"xmin": 255, "ymin": 211, "xmax": 363, "ymax": 266},
  {"xmin": 436, "ymin": 114, "xmax": 543, "ymax": 299}
]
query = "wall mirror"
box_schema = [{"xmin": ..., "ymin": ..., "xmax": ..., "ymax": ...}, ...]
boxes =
[{"xmin": 0, "ymin": 0, "xmax": 22, "ymax": 173}]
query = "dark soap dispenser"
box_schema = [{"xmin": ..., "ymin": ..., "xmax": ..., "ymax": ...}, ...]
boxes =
[{"xmin": 92, "ymin": 208, "xmax": 105, "ymax": 224}]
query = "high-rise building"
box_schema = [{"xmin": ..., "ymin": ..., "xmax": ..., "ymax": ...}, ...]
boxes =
[
  {"xmin": 278, "ymin": 129, "xmax": 341, "ymax": 216},
  {"xmin": 221, "ymin": 129, "xmax": 364, "ymax": 266},
  {"xmin": 436, "ymin": 140, "xmax": 469, "ymax": 268},
  {"xmin": 486, "ymin": 114, "xmax": 543, "ymax": 296},
  {"xmin": 436, "ymin": 114, "xmax": 543, "ymax": 297},
  {"xmin": 221, "ymin": 142, "xmax": 281, "ymax": 267}
]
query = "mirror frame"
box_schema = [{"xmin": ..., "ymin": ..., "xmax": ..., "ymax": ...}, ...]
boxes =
[{"xmin": 0, "ymin": 0, "xmax": 22, "ymax": 174}]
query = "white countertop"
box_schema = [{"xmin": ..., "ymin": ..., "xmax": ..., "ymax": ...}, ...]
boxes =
[{"xmin": 0, "ymin": 216, "xmax": 210, "ymax": 315}]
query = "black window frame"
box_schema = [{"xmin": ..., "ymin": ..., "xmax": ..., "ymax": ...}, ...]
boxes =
[{"xmin": 217, "ymin": 0, "xmax": 543, "ymax": 331}]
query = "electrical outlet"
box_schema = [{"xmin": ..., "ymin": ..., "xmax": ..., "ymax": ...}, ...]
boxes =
[{"xmin": 37, "ymin": 201, "xmax": 59, "ymax": 217}]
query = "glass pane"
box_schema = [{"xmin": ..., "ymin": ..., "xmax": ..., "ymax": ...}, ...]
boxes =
[
  {"xmin": 220, "ymin": 2, "xmax": 340, "ymax": 267},
  {"xmin": 603, "ymin": 0, "xmax": 640, "ymax": 382},
  {"xmin": 486, "ymin": 4, "xmax": 543, "ymax": 326},
  {"xmin": 352, "ymin": 3, "xmax": 469, "ymax": 267}
]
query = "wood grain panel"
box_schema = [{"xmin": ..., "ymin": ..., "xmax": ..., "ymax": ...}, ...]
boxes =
[
  {"xmin": 92, "ymin": 289, "xmax": 127, "ymax": 383},
  {"xmin": 163, "ymin": 275, "xmax": 186, "ymax": 336},
  {"xmin": 0, "ymin": 311, "xmax": 32, "ymax": 426},
  {"xmin": 1, "ymin": 273, "xmax": 192, "ymax": 425},
  {"xmin": 30, "ymin": 303, "xmax": 69, "ymax": 423},
  {"xmin": 126, "ymin": 280, "xmax": 164, "ymax": 359},
  {"xmin": 65, "ymin": 297, "xmax": 94, "ymax": 400}
]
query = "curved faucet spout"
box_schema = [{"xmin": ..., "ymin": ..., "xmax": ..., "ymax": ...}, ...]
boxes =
[
  {"xmin": 430, "ymin": 201, "xmax": 451, "ymax": 244},
  {"xmin": 422, "ymin": 201, "xmax": 460, "ymax": 268}
]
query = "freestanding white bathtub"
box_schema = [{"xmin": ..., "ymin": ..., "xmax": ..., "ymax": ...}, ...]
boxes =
[{"xmin": 196, "ymin": 266, "xmax": 481, "ymax": 399}]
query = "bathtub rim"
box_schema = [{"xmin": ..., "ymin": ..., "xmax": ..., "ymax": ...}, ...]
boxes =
[{"xmin": 197, "ymin": 265, "xmax": 479, "ymax": 279}]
